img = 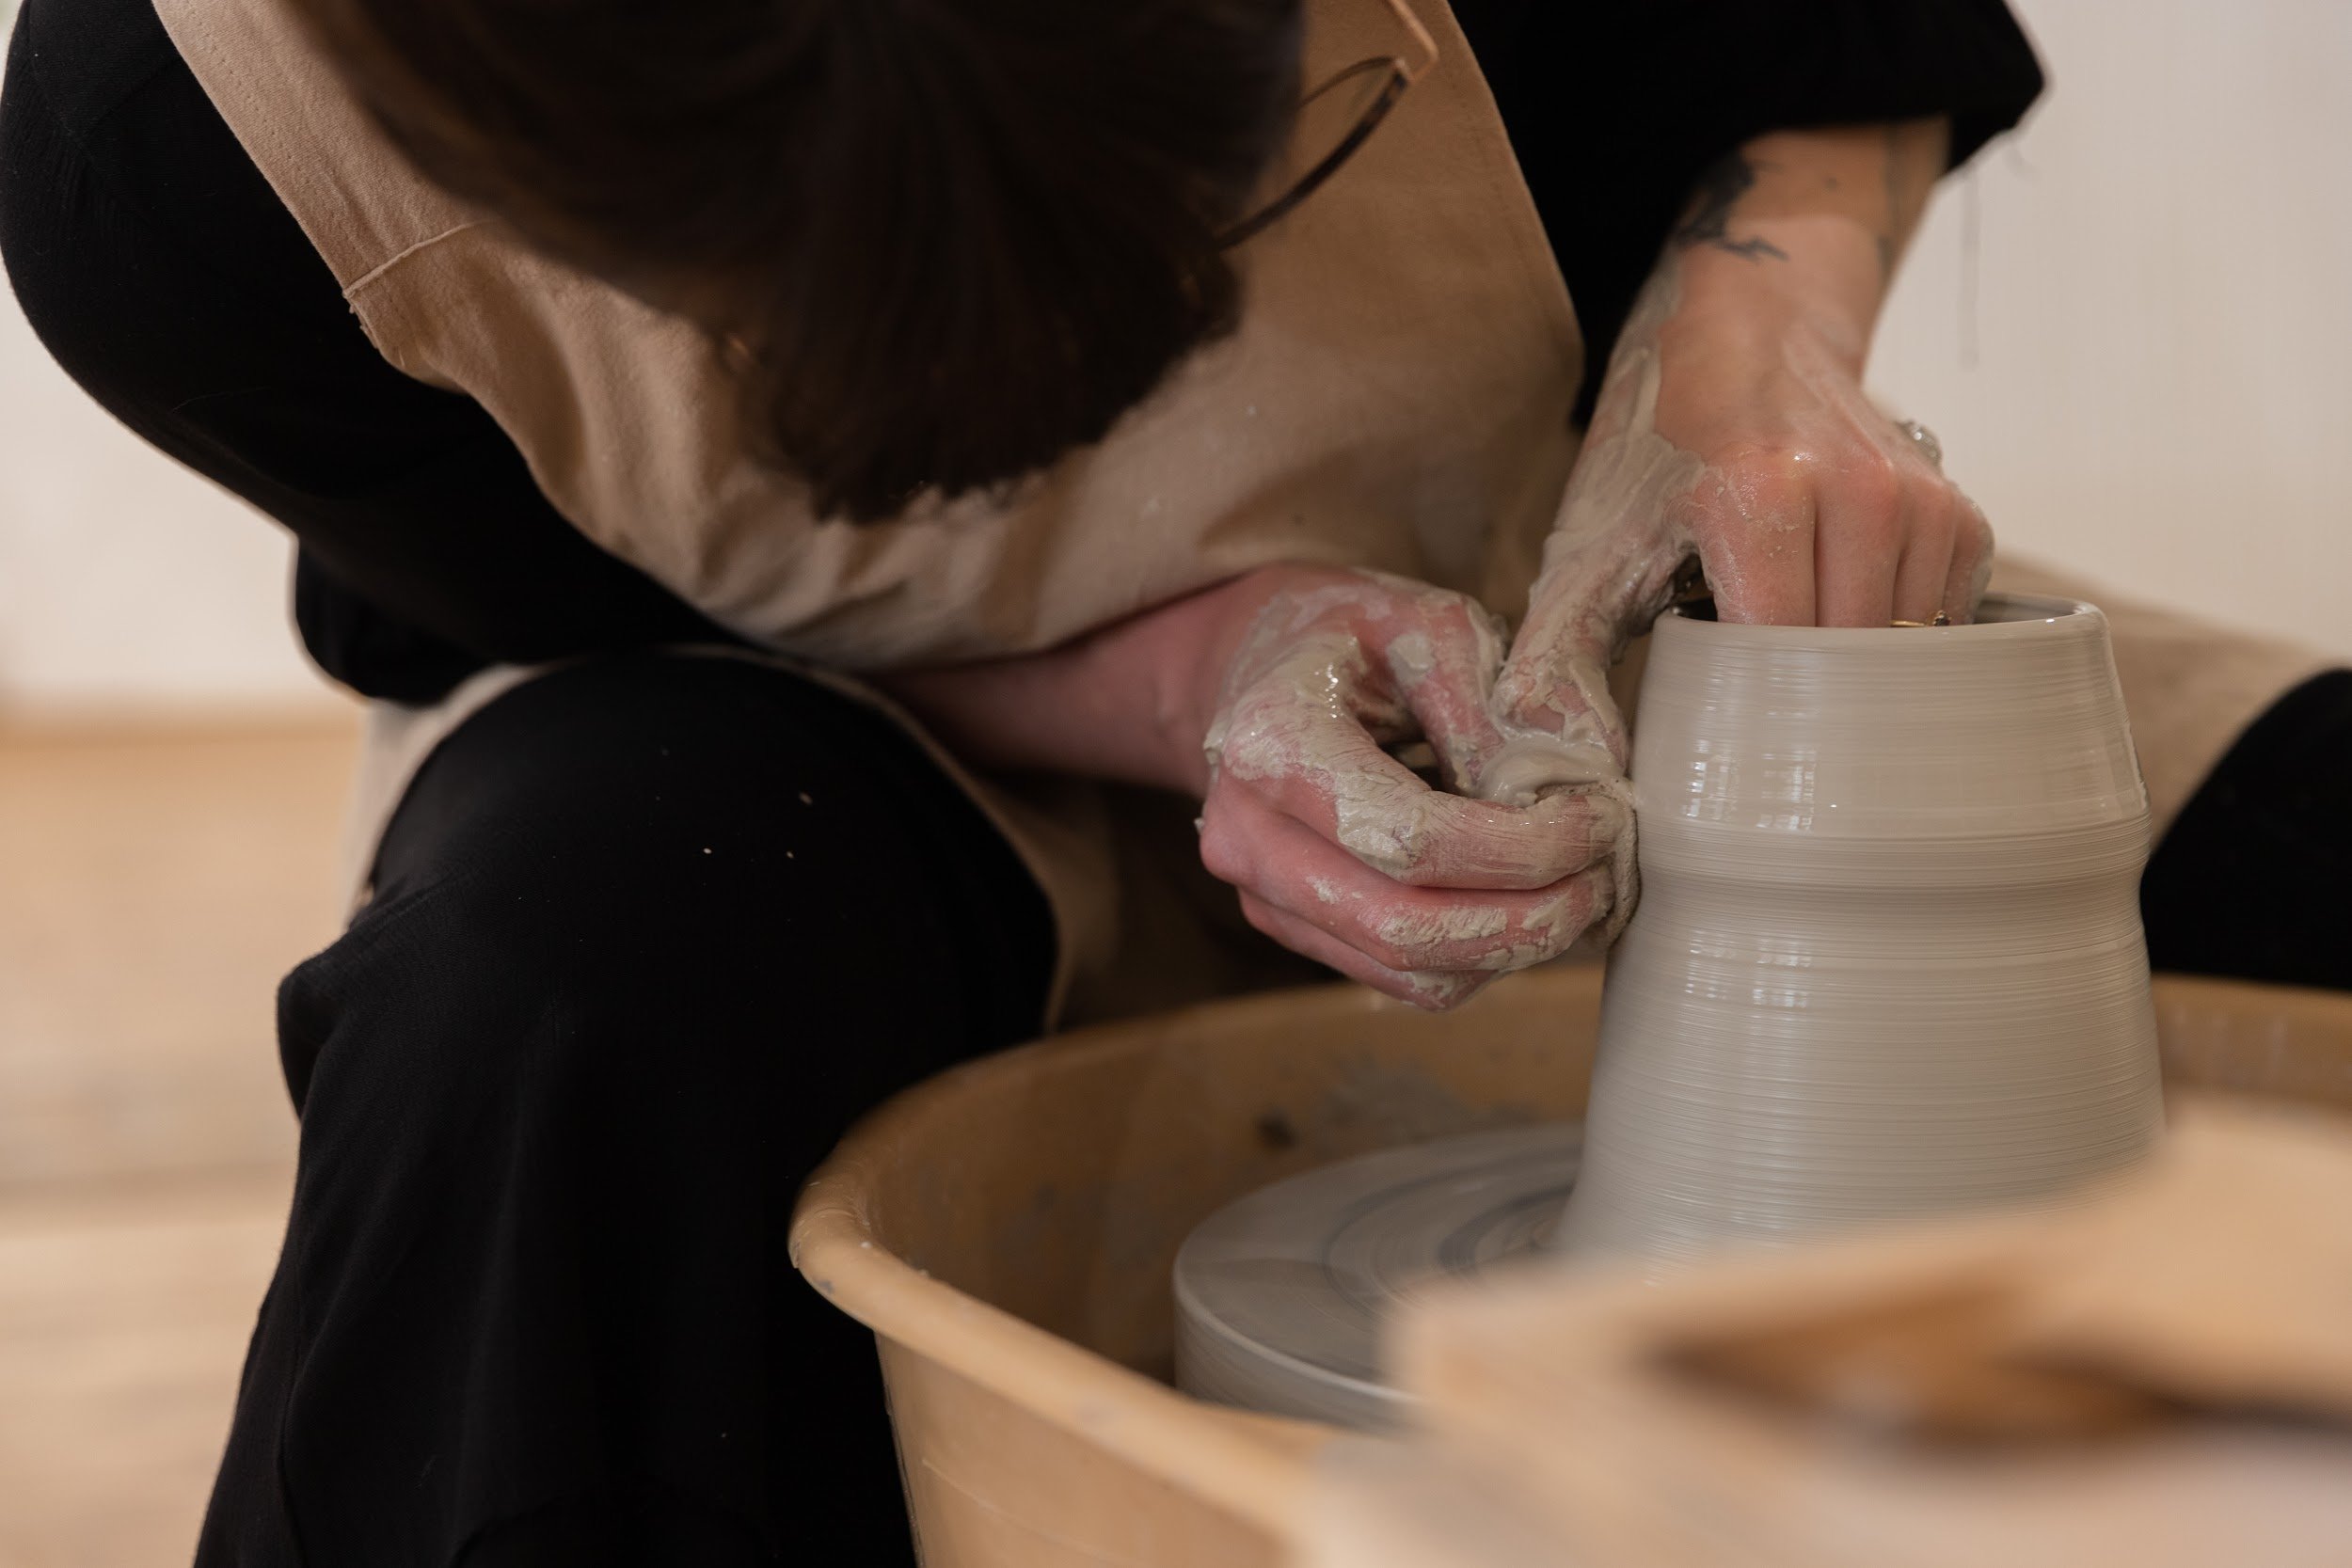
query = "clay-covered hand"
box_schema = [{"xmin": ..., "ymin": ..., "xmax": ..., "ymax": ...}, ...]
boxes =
[
  {"xmin": 1491, "ymin": 122, "xmax": 1989, "ymax": 788},
  {"xmin": 1199, "ymin": 567, "xmax": 1622, "ymax": 1009},
  {"xmin": 1492, "ymin": 274, "xmax": 1991, "ymax": 786}
]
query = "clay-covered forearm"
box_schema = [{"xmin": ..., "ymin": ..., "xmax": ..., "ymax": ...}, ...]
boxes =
[
  {"xmin": 1662, "ymin": 119, "xmax": 1950, "ymax": 364},
  {"xmin": 1516, "ymin": 0, "xmax": 2041, "ymax": 419}
]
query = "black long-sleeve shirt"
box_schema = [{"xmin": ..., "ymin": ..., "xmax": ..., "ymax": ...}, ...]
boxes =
[{"xmin": 0, "ymin": 0, "xmax": 2042, "ymax": 705}]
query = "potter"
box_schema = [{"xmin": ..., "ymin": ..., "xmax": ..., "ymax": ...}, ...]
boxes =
[{"xmin": 40, "ymin": 0, "xmax": 2346, "ymax": 1557}]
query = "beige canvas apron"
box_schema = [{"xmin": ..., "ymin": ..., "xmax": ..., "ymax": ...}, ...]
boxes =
[{"xmin": 151, "ymin": 0, "xmax": 2330, "ymax": 1020}]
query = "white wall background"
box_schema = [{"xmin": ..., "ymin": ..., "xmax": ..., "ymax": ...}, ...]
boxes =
[
  {"xmin": 0, "ymin": 295, "xmax": 333, "ymax": 718},
  {"xmin": 0, "ymin": 0, "xmax": 2345, "ymax": 718}
]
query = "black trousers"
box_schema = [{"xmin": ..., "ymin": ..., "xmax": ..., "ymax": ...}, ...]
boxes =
[{"xmin": 196, "ymin": 654, "xmax": 1057, "ymax": 1567}]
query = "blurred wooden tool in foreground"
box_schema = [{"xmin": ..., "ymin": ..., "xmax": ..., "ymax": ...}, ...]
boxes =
[{"xmin": 1305, "ymin": 1100, "xmax": 2352, "ymax": 1568}]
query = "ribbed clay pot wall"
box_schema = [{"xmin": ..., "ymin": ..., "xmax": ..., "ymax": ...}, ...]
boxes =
[{"xmin": 1551, "ymin": 594, "xmax": 2167, "ymax": 1261}]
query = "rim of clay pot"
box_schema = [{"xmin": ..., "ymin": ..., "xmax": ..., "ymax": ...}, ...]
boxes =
[{"xmin": 1662, "ymin": 592, "xmax": 2098, "ymax": 648}]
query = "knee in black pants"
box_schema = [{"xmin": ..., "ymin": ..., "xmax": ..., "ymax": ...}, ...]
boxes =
[{"xmin": 203, "ymin": 655, "xmax": 1056, "ymax": 1568}]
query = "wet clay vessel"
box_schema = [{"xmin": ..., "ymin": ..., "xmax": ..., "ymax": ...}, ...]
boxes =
[{"xmin": 1551, "ymin": 594, "xmax": 2167, "ymax": 1259}]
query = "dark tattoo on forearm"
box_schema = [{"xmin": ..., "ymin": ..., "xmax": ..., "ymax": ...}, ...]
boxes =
[
  {"xmin": 1875, "ymin": 126, "xmax": 1902, "ymax": 278},
  {"xmin": 1672, "ymin": 152, "xmax": 1789, "ymax": 261}
]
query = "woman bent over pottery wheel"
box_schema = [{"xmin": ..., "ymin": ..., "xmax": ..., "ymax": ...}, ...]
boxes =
[{"xmin": 5, "ymin": 0, "xmax": 2345, "ymax": 1560}]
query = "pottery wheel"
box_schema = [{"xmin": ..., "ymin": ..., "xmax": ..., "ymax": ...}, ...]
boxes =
[{"xmin": 1173, "ymin": 1124, "xmax": 1581, "ymax": 1429}]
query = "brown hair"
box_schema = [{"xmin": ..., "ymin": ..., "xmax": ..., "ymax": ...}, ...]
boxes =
[{"xmin": 294, "ymin": 0, "xmax": 1304, "ymax": 520}]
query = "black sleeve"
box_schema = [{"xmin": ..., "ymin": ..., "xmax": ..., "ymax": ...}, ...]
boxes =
[
  {"xmin": 0, "ymin": 0, "xmax": 733, "ymax": 704},
  {"xmin": 2140, "ymin": 671, "xmax": 2352, "ymax": 993},
  {"xmin": 1454, "ymin": 0, "xmax": 2045, "ymax": 419}
]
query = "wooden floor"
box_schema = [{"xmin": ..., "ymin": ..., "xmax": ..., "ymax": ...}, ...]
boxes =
[{"xmin": 0, "ymin": 717, "xmax": 357, "ymax": 1567}]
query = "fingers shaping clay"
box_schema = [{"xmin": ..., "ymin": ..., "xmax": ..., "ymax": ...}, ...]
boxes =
[{"xmin": 1175, "ymin": 595, "xmax": 2167, "ymax": 1425}]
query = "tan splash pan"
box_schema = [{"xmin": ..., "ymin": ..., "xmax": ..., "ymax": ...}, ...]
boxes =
[{"xmin": 790, "ymin": 967, "xmax": 2352, "ymax": 1567}]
